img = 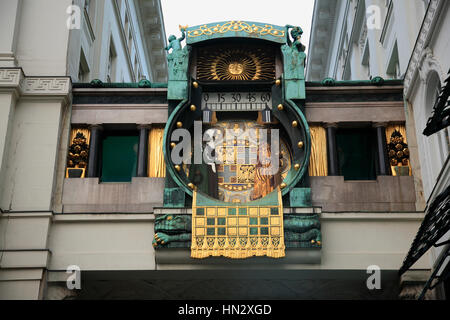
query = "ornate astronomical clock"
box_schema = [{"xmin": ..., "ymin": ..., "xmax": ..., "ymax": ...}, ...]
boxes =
[{"xmin": 154, "ymin": 21, "xmax": 321, "ymax": 259}]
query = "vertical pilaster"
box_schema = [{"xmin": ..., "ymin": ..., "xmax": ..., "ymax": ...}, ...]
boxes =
[
  {"xmin": 137, "ymin": 124, "xmax": 150, "ymax": 177},
  {"xmin": 325, "ymin": 123, "xmax": 339, "ymax": 176},
  {"xmin": 87, "ymin": 124, "xmax": 103, "ymax": 178},
  {"xmin": 0, "ymin": 0, "xmax": 21, "ymax": 67}
]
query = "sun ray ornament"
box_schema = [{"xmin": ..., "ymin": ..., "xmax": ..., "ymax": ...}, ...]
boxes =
[{"xmin": 197, "ymin": 47, "xmax": 275, "ymax": 81}]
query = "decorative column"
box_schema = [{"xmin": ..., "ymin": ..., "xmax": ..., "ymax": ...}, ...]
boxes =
[
  {"xmin": 325, "ymin": 123, "xmax": 339, "ymax": 176},
  {"xmin": 374, "ymin": 122, "xmax": 389, "ymax": 176},
  {"xmin": 137, "ymin": 124, "xmax": 150, "ymax": 177},
  {"xmin": 87, "ymin": 124, "xmax": 103, "ymax": 178}
]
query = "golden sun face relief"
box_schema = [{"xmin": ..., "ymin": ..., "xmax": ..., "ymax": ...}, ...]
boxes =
[{"xmin": 197, "ymin": 47, "xmax": 275, "ymax": 81}]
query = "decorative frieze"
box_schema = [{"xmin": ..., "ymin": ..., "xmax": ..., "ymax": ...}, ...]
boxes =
[
  {"xmin": 0, "ymin": 68, "xmax": 71, "ymax": 96},
  {"xmin": 0, "ymin": 68, "xmax": 23, "ymax": 87},
  {"xmin": 21, "ymin": 78, "xmax": 71, "ymax": 96}
]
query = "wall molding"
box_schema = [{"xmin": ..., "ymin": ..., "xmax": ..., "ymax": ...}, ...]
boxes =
[{"xmin": 404, "ymin": 0, "xmax": 444, "ymax": 99}]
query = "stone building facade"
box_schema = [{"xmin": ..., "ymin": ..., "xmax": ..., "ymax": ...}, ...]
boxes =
[
  {"xmin": 0, "ymin": 0, "xmax": 167, "ymax": 299},
  {"xmin": 308, "ymin": 0, "xmax": 450, "ymax": 299},
  {"xmin": 0, "ymin": 1, "xmax": 445, "ymax": 300}
]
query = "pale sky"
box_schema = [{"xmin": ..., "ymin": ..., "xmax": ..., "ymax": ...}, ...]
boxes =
[{"xmin": 160, "ymin": 0, "xmax": 315, "ymax": 53}]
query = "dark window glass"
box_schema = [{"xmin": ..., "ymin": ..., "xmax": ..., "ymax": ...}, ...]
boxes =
[
  {"xmin": 336, "ymin": 128, "xmax": 377, "ymax": 180},
  {"xmin": 101, "ymin": 135, "xmax": 138, "ymax": 182}
]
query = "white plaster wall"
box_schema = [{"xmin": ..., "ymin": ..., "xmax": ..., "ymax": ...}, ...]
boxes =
[
  {"xmin": 46, "ymin": 213, "xmax": 429, "ymax": 272},
  {"xmin": 79, "ymin": 0, "xmax": 151, "ymax": 83},
  {"xmin": 0, "ymin": 93, "xmax": 16, "ymax": 183},
  {"xmin": 0, "ymin": 99, "xmax": 64, "ymax": 211},
  {"xmin": 0, "ymin": 0, "xmax": 21, "ymax": 67},
  {"xmin": 311, "ymin": 0, "xmax": 427, "ymax": 81},
  {"xmin": 408, "ymin": 2, "xmax": 450, "ymax": 201},
  {"xmin": 126, "ymin": 0, "xmax": 152, "ymax": 81},
  {"xmin": 328, "ymin": 0, "xmax": 347, "ymax": 79},
  {"xmin": 48, "ymin": 214, "xmax": 156, "ymax": 271},
  {"xmin": 391, "ymin": 0, "xmax": 426, "ymax": 75},
  {"xmin": 14, "ymin": 0, "xmax": 72, "ymax": 76},
  {"xmin": 0, "ymin": 280, "xmax": 41, "ymax": 300},
  {"xmin": 318, "ymin": 214, "xmax": 430, "ymax": 270}
]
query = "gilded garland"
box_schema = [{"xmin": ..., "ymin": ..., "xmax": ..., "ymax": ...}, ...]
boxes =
[
  {"xmin": 388, "ymin": 130, "xmax": 410, "ymax": 166},
  {"xmin": 187, "ymin": 21, "xmax": 285, "ymax": 38},
  {"xmin": 67, "ymin": 132, "xmax": 89, "ymax": 169},
  {"xmin": 197, "ymin": 47, "xmax": 275, "ymax": 81}
]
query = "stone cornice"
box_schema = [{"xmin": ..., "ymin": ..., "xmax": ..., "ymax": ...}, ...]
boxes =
[
  {"xmin": 404, "ymin": 0, "xmax": 444, "ymax": 99},
  {"xmin": 0, "ymin": 68, "xmax": 71, "ymax": 98}
]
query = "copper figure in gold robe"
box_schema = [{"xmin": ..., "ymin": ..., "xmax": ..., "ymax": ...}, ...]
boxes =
[{"xmin": 251, "ymin": 143, "xmax": 281, "ymax": 200}]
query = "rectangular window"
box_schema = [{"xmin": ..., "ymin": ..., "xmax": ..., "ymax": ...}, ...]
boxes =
[
  {"xmin": 84, "ymin": 0, "xmax": 95, "ymax": 25},
  {"xmin": 107, "ymin": 39, "xmax": 117, "ymax": 83},
  {"xmin": 336, "ymin": 128, "xmax": 378, "ymax": 180},
  {"xmin": 78, "ymin": 49, "xmax": 89, "ymax": 82},
  {"xmin": 100, "ymin": 132, "xmax": 139, "ymax": 182}
]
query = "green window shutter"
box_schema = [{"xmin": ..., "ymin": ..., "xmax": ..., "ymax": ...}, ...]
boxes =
[
  {"xmin": 336, "ymin": 129, "xmax": 377, "ymax": 181},
  {"xmin": 101, "ymin": 135, "xmax": 138, "ymax": 182}
]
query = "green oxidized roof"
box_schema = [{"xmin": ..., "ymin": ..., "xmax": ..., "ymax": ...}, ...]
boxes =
[{"xmin": 71, "ymin": 78, "xmax": 402, "ymax": 89}]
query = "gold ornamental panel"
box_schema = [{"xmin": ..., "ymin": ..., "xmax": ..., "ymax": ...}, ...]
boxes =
[{"xmin": 197, "ymin": 46, "xmax": 275, "ymax": 81}]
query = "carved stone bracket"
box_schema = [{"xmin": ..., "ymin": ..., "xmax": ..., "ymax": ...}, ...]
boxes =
[{"xmin": 418, "ymin": 47, "xmax": 445, "ymax": 84}]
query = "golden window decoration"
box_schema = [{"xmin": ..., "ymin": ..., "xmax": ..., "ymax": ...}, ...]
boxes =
[
  {"xmin": 66, "ymin": 128, "xmax": 90, "ymax": 178},
  {"xmin": 309, "ymin": 125, "xmax": 328, "ymax": 177},
  {"xmin": 148, "ymin": 127, "xmax": 166, "ymax": 178},
  {"xmin": 386, "ymin": 124, "xmax": 411, "ymax": 176},
  {"xmin": 197, "ymin": 46, "xmax": 275, "ymax": 81}
]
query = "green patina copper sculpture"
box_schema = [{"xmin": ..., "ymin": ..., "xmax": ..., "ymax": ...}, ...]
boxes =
[
  {"xmin": 138, "ymin": 79, "xmax": 152, "ymax": 88},
  {"xmin": 166, "ymin": 27, "xmax": 190, "ymax": 100},
  {"xmin": 281, "ymin": 25, "xmax": 306, "ymax": 100},
  {"xmin": 153, "ymin": 214, "xmax": 192, "ymax": 248},
  {"xmin": 284, "ymin": 214, "xmax": 321, "ymax": 248},
  {"xmin": 321, "ymin": 77, "xmax": 336, "ymax": 86},
  {"xmin": 371, "ymin": 76, "xmax": 385, "ymax": 85},
  {"xmin": 153, "ymin": 214, "xmax": 321, "ymax": 249}
]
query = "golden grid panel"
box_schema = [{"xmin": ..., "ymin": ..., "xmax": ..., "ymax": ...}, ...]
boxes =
[{"xmin": 191, "ymin": 196, "xmax": 285, "ymax": 259}]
